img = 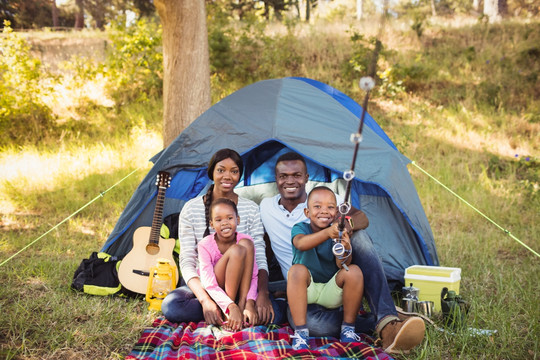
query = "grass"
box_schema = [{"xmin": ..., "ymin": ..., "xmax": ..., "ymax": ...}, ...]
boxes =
[{"xmin": 1, "ymin": 15, "xmax": 539, "ymax": 360}]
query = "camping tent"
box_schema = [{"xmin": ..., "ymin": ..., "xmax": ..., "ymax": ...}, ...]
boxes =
[{"xmin": 101, "ymin": 77, "xmax": 439, "ymax": 287}]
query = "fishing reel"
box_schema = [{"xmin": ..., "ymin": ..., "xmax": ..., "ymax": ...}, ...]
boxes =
[{"xmin": 332, "ymin": 224, "xmax": 352, "ymax": 271}]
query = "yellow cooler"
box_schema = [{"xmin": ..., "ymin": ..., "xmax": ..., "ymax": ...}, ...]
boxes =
[{"xmin": 404, "ymin": 265, "xmax": 461, "ymax": 312}]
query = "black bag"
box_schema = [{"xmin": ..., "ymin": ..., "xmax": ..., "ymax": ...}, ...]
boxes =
[{"xmin": 72, "ymin": 252, "xmax": 122, "ymax": 296}]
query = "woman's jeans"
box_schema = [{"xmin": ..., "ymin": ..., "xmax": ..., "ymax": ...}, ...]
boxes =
[{"xmin": 161, "ymin": 284, "xmax": 288, "ymax": 325}]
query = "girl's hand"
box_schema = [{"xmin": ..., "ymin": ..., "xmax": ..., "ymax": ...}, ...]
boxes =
[
  {"xmin": 243, "ymin": 300, "xmax": 258, "ymax": 327},
  {"xmin": 225, "ymin": 304, "xmax": 243, "ymax": 331},
  {"xmin": 201, "ymin": 297, "xmax": 223, "ymax": 325}
]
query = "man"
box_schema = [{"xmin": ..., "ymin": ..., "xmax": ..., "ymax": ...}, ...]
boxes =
[{"xmin": 260, "ymin": 152, "xmax": 425, "ymax": 354}]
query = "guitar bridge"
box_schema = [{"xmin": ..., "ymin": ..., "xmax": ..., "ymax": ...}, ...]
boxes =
[{"xmin": 132, "ymin": 269, "xmax": 150, "ymax": 276}]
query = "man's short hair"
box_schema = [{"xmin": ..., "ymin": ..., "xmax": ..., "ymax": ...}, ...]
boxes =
[{"xmin": 275, "ymin": 152, "xmax": 307, "ymax": 172}]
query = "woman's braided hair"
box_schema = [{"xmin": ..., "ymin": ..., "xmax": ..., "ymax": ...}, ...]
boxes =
[{"xmin": 203, "ymin": 149, "xmax": 244, "ymax": 237}]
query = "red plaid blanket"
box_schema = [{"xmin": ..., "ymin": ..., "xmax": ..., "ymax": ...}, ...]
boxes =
[{"xmin": 126, "ymin": 317, "xmax": 393, "ymax": 360}]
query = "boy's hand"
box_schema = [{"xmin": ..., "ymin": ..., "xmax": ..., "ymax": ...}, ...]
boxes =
[
  {"xmin": 225, "ymin": 304, "xmax": 243, "ymax": 331},
  {"xmin": 243, "ymin": 300, "xmax": 258, "ymax": 327},
  {"xmin": 327, "ymin": 222, "xmax": 341, "ymax": 239}
]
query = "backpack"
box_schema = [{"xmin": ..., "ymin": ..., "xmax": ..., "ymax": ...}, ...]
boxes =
[{"xmin": 71, "ymin": 252, "xmax": 122, "ymax": 296}]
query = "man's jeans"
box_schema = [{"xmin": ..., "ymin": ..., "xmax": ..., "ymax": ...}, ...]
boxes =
[
  {"xmin": 286, "ymin": 230, "xmax": 398, "ymax": 337},
  {"xmin": 161, "ymin": 285, "xmax": 288, "ymax": 325}
]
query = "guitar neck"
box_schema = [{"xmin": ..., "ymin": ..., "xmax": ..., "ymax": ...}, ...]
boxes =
[{"xmin": 149, "ymin": 186, "xmax": 166, "ymax": 244}]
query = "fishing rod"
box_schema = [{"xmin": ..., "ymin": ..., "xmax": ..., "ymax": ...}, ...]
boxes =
[{"xmin": 332, "ymin": 7, "xmax": 387, "ymax": 271}]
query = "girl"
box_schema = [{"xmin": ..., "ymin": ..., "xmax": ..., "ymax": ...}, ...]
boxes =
[{"xmin": 198, "ymin": 198, "xmax": 258, "ymax": 331}]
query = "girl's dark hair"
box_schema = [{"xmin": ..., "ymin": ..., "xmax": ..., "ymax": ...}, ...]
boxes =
[
  {"xmin": 203, "ymin": 149, "xmax": 243, "ymax": 236},
  {"xmin": 209, "ymin": 198, "xmax": 238, "ymax": 219}
]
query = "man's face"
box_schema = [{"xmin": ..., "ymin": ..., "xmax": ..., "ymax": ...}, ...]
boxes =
[{"xmin": 275, "ymin": 160, "xmax": 309, "ymax": 202}]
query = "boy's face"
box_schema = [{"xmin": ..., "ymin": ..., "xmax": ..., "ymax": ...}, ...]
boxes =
[
  {"xmin": 304, "ymin": 189, "xmax": 338, "ymax": 232},
  {"xmin": 210, "ymin": 203, "xmax": 240, "ymax": 241}
]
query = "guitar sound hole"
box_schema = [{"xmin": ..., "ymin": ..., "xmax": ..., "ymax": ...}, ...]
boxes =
[{"xmin": 146, "ymin": 243, "xmax": 160, "ymax": 255}]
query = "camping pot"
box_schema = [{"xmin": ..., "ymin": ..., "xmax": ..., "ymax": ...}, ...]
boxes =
[
  {"xmin": 402, "ymin": 283, "xmax": 420, "ymax": 300},
  {"xmin": 402, "ymin": 298, "xmax": 417, "ymax": 313},
  {"xmin": 417, "ymin": 301, "xmax": 434, "ymax": 317}
]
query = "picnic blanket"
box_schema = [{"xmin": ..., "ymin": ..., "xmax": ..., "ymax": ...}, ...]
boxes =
[{"xmin": 126, "ymin": 317, "xmax": 393, "ymax": 360}]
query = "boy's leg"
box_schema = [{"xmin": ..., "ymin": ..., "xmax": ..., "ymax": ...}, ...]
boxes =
[
  {"xmin": 286, "ymin": 264, "xmax": 310, "ymax": 328},
  {"xmin": 335, "ymin": 264, "xmax": 364, "ymax": 324}
]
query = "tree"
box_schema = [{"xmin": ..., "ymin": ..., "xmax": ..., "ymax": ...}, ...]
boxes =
[
  {"xmin": 74, "ymin": 0, "xmax": 84, "ymax": 28},
  {"xmin": 484, "ymin": 0, "xmax": 506, "ymax": 22},
  {"xmin": 154, "ymin": 0, "xmax": 211, "ymax": 147}
]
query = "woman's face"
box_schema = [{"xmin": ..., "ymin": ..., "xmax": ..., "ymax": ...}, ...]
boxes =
[{"xmin": 212, "ymin": 157, "xmax": 241, "ymax": 193}]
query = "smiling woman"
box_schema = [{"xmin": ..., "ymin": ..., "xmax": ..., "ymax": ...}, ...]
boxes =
[{"xmin": 160, "ymin": 148, "xmax": 283, "ymax": 328}]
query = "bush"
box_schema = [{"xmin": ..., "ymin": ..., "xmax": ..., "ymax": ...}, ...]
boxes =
[
  {"xmin": 0, "ymin": 21, "xmax": 54, "ymax": 146},
  {"xmin": 105, "ymin": 19, "xmax": 163, "ymax": 104}
]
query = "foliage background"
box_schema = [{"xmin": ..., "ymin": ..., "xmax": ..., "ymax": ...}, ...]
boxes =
[{"xmin": 0, "ymin": 4, "xmax": 539, "ymax": 359}]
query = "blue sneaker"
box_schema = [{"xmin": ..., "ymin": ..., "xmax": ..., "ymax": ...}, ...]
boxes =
[
  {"xmin": 291, "ymin": 329, "xmax": 310, "ymax": 350},
  {"xmin": 340, "ymin": 327, "xmax": 361, "ymax": 343}
]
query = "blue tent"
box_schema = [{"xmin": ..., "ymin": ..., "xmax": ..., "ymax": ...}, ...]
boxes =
[{"xmin": 102, "ymin": 77, "xmax": 439, "ymax": 286}]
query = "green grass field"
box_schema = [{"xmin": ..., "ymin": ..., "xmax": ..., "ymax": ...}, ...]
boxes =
[{"xmin": 1, "ymin": 15, "xmax": 538, "ymax": 359}]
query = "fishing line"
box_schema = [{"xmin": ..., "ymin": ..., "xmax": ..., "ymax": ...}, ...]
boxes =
[{"xmin": 0, "ymin": 167, "xmax": 142, "ymax": 268}]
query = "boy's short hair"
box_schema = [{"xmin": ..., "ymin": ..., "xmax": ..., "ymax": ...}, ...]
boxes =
[
  {"xmin": 275, "ymin": 152, "xmax": 307, "ymax": 172},
  {"xmin": 307, "ymin": 186, "xmax": 336, "ymax": 205}
]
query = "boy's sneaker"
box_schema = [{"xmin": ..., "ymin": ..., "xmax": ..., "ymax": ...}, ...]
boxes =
[
  {"xmin": 340, "ymin": 327, "xmax": 362, "ymax": 343},
  {"xmin": 291, "ymin": 329, "xmax": 310, "ymax": 350}
]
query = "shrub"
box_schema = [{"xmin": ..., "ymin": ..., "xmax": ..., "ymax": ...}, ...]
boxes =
[
  {"xmin": 105, "ymin": 19, "xmax": 163, "ymax": 104},
  {"xmin": 0, "ymin": 21, "xmax": 54, "ymax": 146}
]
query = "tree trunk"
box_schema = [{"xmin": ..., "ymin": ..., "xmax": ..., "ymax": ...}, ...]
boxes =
[
  {"xmin": 356, "ymin": 0, "xmax": 363, "ymax": 20},
  {"xmin": 154, "ymin": 0, "xmax": 211, "ymax": 148},
  {"xmin": 472, "ymin": 0, "xmax": 482, "ymax": 13},
  {"xmin": 51, "ymin": 0, "xmax": 59, "ymax": 28},
  {"xmin": 484, "ymin": 0, "xmax": 506, "ymax": 22},
  {"xmin": 305, "ymin": 0, "xmax": 310, "ymax": 21},
  {"xmin": 430, "ymin": 0, "xmax": 437, "ymax": 16},
  {"xmin": 74, "ymin": 0, "xmax": 84, "ymax": 29}
]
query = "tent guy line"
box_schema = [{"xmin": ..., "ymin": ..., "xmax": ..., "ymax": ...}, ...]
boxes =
[
  {"xmin": 1, "ymin": 146, "xmax": 536, "ymax": 269},
  {"xmin": 411, "ymin": 161, "xmax": 539, "ymax": 258},
  {"xmin": 0, "ymin": 167, "xmax": 142, "ymax": 268}
]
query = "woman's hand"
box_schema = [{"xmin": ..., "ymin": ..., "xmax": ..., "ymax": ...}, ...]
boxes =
[
  {"xmin": 255, "ymin": 291, "xmax": 274, "ymax": 325},
  {"xmin": 244, "ymin": 300, "xmax": 258, "ymax": 327},
  {"xmin": 200, "ymin": 297, "xmax": 223, "ymax": 326},
  {"xmin": 225, "ymin": 303, "xmax": 243, "ymax": 331}
]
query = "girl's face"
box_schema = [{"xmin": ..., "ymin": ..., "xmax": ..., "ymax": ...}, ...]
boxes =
[
  {"xmin": 210, "ymin": 203, "xmax": 239, "ymax": 242},
  {"xmin": 212, "ymin": 157, "xmax": 241, "ymax": 193}
]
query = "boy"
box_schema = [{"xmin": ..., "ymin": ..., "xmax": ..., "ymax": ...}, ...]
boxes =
[{"xmin": 287, "ymin": 186, "xmax": 364, "ymax": 350}]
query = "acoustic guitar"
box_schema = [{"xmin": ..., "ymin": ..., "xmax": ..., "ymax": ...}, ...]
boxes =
[{"xmin": 118, "ymin": 171, "xmax": 178, "ymax": 295}]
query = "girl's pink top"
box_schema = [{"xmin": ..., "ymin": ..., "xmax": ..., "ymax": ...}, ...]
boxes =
[{"xmin": 197, "ymin": 232, "xmax": 258, "ymax": 313}]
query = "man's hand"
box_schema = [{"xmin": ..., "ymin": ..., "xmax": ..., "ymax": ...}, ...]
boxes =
[
  {"xmin": 255, "ymin": 291, "xmax": 274, "ymax": 325},
  {"xmin": 243, "ymin": 300, "xmax": 258, "ymax": 327},
  {"xmin": 200, "ymin": 297, "xmax": 223, "ymax": 326}
]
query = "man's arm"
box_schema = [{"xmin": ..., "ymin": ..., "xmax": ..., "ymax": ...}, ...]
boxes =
[{"xmin": 344, "ymin": 207, "xmax": 369, "ymax": 233}]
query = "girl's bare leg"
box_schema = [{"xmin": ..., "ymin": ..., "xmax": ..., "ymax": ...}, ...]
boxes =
[
  {"xmin": 214, "ymin": 244, "xmax": 246, "ymax": 303},
  {"xmin": 236, "ymin": 238, "xmax": 254, "ymax": 310}
]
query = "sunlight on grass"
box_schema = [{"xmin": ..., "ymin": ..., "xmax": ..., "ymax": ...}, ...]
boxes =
[{"xmin": 0, "ymin": 128, "xmax": 161, "ymax": 214}]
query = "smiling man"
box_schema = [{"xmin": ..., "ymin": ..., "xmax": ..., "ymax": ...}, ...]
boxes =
[{"xmin": 259, "ymin": 152, "xmax": 425, "ymax": 354}]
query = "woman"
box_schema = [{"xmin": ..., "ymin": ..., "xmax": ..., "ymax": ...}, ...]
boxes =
[{"xmin": 161, "ymin": 148, "xmax": 279, "ymax": 326}]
